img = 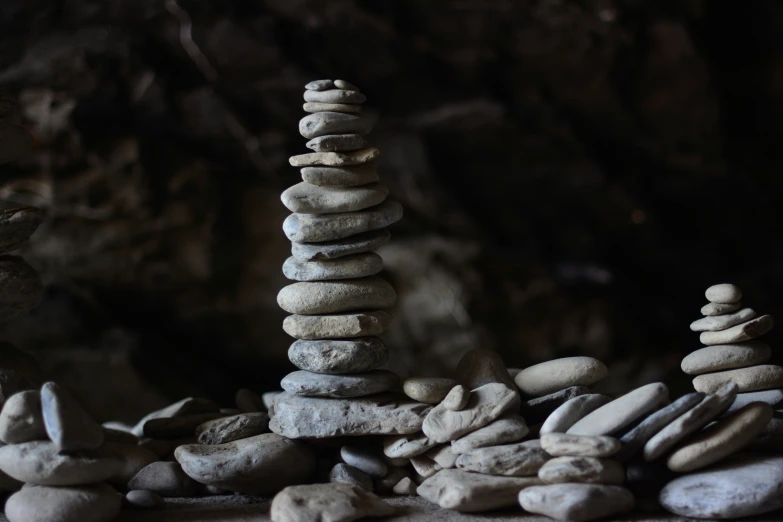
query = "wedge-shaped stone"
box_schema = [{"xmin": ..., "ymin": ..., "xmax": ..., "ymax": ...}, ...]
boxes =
[
  {"xmin": 292, "ymin": 228, "xmax": 390, "ymax": 261},
  {"xmin": 456, "ymin": 441, "xmax": 550, "ymax": 476},
  {"xmin": 288, "ymin": 337, "xmax": 388, "ymax": 374},
  {"xmin": 303, "ymin": 89, "xmax": 366, "ymax": 104},
  {"xmin": 402, "ymin": 377, "xmax": 459, "ymax": 404},
  {"xmin": 690, "ymin": 308, "xmax": 756, "ymax": 332},
  {"xmin": 41, "ymin": 381, "xmax": 104, "ymax": 451},
  {"xmin": 418, "ymin": 469, "xmax": 542, "ymax": 512},
  {"xmin": 455, "ymin": 348, "xmax": 517, "ymax": 391},
  {"xmin": 283, "ymin": 253, "xmax": 383, "ymax": 282},
  {"xmin": 299, "ymin": 112, "xmax": 372, "ymax": 139},
  {"xmin": 519, "ymin": 484, "xmax": 634, "ymax": 522},
  {"xmin": 0, "ymin": 390, "xmax": 46, "ymax": 444},
  {"xmin": 693, "ymin": 364, "xmax": 783, "ymax": 393},
  {"xmin": 289, "ymin": 147, "xmax": 378, "ymax": 168},
  {"xmin": 567, "ymin": 382, "xmax": 668, "ymax": 436},
  {"xmin": 700, "ymin": 315, "xmax": 773, "ymax": 345},
  {"xmin": 278, "ymin": 276, "xmax": 396, "ymax": 315},
  {"xmin": 131, "ymin": 397, "xmax": 219, "ymax": 437},
  {"xmin": 682, "ymin": 342, "xmax": 770, "ymax": 375},
  {"xmin": 282, "ymin": 370, "xmax": 399, "ymax": 398},
  {"xmin": 284, "ymin": 200, "xmax": 402, "ymax": 243},
  {"xmin": 196, "ymin": 413, "xmax": 270, "ymax": 445},
  {"xmin": 283, "ymin": 311, "xmax": 391, "ymax": 339}
]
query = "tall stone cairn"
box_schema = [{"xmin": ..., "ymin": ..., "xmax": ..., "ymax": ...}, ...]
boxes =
[{"xmin": 270, "ymin": 79, "xmax": 428, "ymax": 439}]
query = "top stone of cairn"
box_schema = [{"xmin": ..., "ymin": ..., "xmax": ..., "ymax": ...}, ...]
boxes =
[{"xmin": 705, "ymin": 284, "xmax": 742, "ymax": 304}]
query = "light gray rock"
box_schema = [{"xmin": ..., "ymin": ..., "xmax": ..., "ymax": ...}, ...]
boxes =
[
  {"xmin": 292, "ymin": 228, "xmax": 390, "ymax": 261},
  {"xmin": 540, "ymin": 433, "xmax": 620, "ymax": 458},
  {"xmin": 644, "ymin": 383, "xmax": 737, "ymax": 461},
  {"xmin": 616, "ymin": 392, "xmax": 705, "ymax": 462},
  {"xmin": 330, "ymin": 462, "xmax": 373, "ymax": 491},
  {"xmin": 454, "ymin": 348, "xmax": 517, "ymax": 391},
  {"xmin": 690, "ymin": 308, "xmax": 756, "ymax": 332},
  {"xmin": 727, "ymin": 388, "xmax": 783, "ymax": 413},
  {"xmin": 442, "ymin": 385, "xmax": 470, "ymax": 411},
  {"xmin": 281, "ymin": 370, "xmax": 399, "ymax": 398},
  {"xmin": 418, "ymin": 469, "xmax": 543, "ymax": 512},
  {"xmin": 456, "ymin": 441, "xmax": 550, "ymax": 476},
  {"xmin": 303, "ymin": 89, "xmax": 367, "ymax": 104},
  {"xmin": 262, "ymin": 392, "xmax": 282, "ymax": 410},
  {"xmin": 402, "ymin": 377, "xmax": 459, "ymax": 404},
  {"xmin": 281, "ymin": 182, "xmax": 388, "ymax": 215},
  {"xmin": 539, "ymin": 456, "xmax": 625, "ymax": 485},
  {"xmin": 103, "ymin": 442, "xmax": 159, "ymax": 488},
  {"xmin": 682, "ymin": 342, "xmax": 771, "ymax": 375},
  {"xmin": 131, "ymin": 397, "xmax": 219, "ymax": 437},
  {"xmin": 40, "ymin": 382, "xmax": 104, "ymax": 451},
  {"xmin": 305, "ymin": 79, "xmax": 334, "ymax": 91},
  {"xmin": 0, "ymin": 390, "xmax": 46, "ymax": 444},
  {"xmin": 299, "ymin": 112, "xmax": 372, "ymax": 140},
  {"xmin": 706, "ymin": 283, "xmax": 742, "ymax": 304},
  {"xmin": 270, "ymin": 393, "xmax": 430, "ymax": 438},
  {"xmin": 540, "ymin": 394, "xmax": 612, "ymax": 435},
  {"xmin": 142, "ymin": 412, "xmax": 224, "ymax": 439},
  {"xmin": 271, "ymin": 483, "xmax": 394, "ymax": 522},
  {"xmin": 125, "ymin": 490, "xmax": 165, "ymax": 510},
  {"xmin": 175, "ymin": 433, "xmax": 314, "ymax": 495},
  {"xmin": 451, "ymin": 415, "xmax": 529, "ymax": 454},
  {"xmin": 5, "ymin": 483, "xmax": 121, "ymax": 522},
  {"xmin": 422, "ymin": 383, "xmax": 520, "ymax": 443},
  {"xmin": 304, "ymin": 103, "xmax": 362, "ymax": 115},
  {"xmin": 519, "ymin": 483, "xmax": 634, "ymax": 522},
  {"xmin": 0, "ymin": 345, "xmax": 42, "ymax": 410},
  {"xmin": 392, "ymin": 476, "xmax": 417, "ymax": 495},
  {"xmin": 700, "ymin": 315, "xmax": 773, "ymax": 345},
  {"xmin": 196, "ymin": 413, "xmax": 269, "ymax": 445},
  {"xmin": 288, "ymin": 337, "xmax": 388, "ymax": 374},
  {"xmin": 289, "ymin": 147, "xmax": 378, "ymax": 168},
  {"xmin": 341, "ymin": 445, "xmax": 387, "ymax": 478},
  {"xmin": 283, "ymin": 200, "xmax": 402, "ymax": 243},
  {"xmin": 521, "ymin": 386, "xmax": 590, "ymax": 423},
  {"xmin": 301, "ymin": 163, "xmax": 380, "ymax": 187},
  {"xmin": 515, "ymin": 357, "xmax": 607, "ymax": 397},
  {"xmin": 383, "ymin": 432, "xmax": 438, "ymax": 458},
  {"xmin": 659, "ymin": 454, "xmax": 783, "ymax": 518},
  {"xmin": 427, "ymin": 445, "xmax": 457, "ymax": 469},
  {"xmin": 0, "ymin": 441, "xmax": 123, "ymax": 485},
  {"xmin": 411, "ymin": 455, "xmax": 441, "ymax": 478},
  {"xmin": 277, "ymin": 276, "xmax": 396, "ymax": 315},
  {"xmin": 568, "ymin": 383, "xmax": 668, "ymax": 436},
  {"xmin": 702, "ymin": 301, "xmax": 742, "ymax": 316},
  {"xmin": 693, "ymin": 364, "xmax": 783, "ymax": 393},
  {"xmin": 128, "ymin": 461, "xmax": 198, "ymax": 497},
  {"xmin": 0, "ymin": 207, "xmax": 43, "ymax": 255},
  {"xmin": 235, "ymin": 388, "xmax": 264, "ymax": 413},
  {"xmin": 334, "ymin": 79, "xmax": 360, "ymax": 91},
  {"xmin": 284, "ymin": 310, "xmax": 391, "ymax": 339}
]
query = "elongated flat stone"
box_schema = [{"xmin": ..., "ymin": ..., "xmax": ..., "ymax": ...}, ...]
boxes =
[
  {"xmin": 515, "ymin": 357, "xmax": 607, "ymax": 397},
  {"xmin": 519, "ymin": 484, "xmax": 634, "ymax": 522},
  {"xmin": 304, "ymin": 89, "xmax": 366, "ymax": 104},
  {"xmin": 299, "ymin": 112, "xmax": 372, "ymax": 140},
  {"xmin": 283, "ymin": 311, "xmax": 391, "ymax": 339},
  {"xmin": 567, "ymin": 383, "xmax": 669, "ymax": 436},
  {"xmin": 540, "ymin": 433, "xmax": 620, "ymax": 458},
  {"xmin": 288, "ymin": 337, "xmax": 388, "ymax": 374},
  {"xmin": 702, "ymin": 301, "xmax": 741, "ymax": 316},
  {"xmin": 700, "ymin": 315, "xmax": 773, "ymax": 345},
  {"xmin": 284, "ymin": 200, "xmax": 402, "ymax": 243},
  {"xmin": 521, "ymin": 386, "xmax": 590, "ymax": 424},
  {"xmin": 301, "ymin": 164, "xmax": 380, "ymax": 187},
  {"xmin": 538, "ymin": 456, "xmax": 624, "ymax": 485},
  {"xmin": 270, "ymin": 393, "xmax": 430, "ymax": 438},
  {"xmin": 305, "ymin": 80, "xmax": 334, "ymax": 91},
  {"xmin": 281, "ymin": 370, "xmax": 398, "ymax": 398},
  {"xmin": 292, "ymin": 229, "xmax": 390, "ymax": 262},
  {"xmin": 727, "ymin": 388, "xmax": 783, "ymax": 414},
  {"xmin": 418, "ymin": 469, "xmax": 542, "ymax": 512},
  {"xmin": 451, "ymin": 415, "xmax": 529, "ymax": 454},
  {"xmin": 282, "ymin": 182, "xmax": 388, "ymax": 214},
  {"xmin": 706, "ymin": 283, "xmax": 742, "ymax": 304},
  {"xmin": 304, "ymin": 102, "xmax": 362, "ymax": 114},
  {"xmin": 307, "ymin": 134, "xmax": 368, "ymax": 152},
  {"xmin": 540, "ymin": 394, "xmax": 612, "ymax": 435},
  {"xmin": 693, "ymin": 365, "xmax": 783, "ymax": 393},
  {"xmin": 456, "ymin": 441, "xmax": 551, "ymax": 476},
  {"xmin": 682, "ymin": 342, "xmax": 770, "ymax": 375},
  {"xmin": 289, "ymin": 147, "xmax": 378, "ymax": 168},
  {"xmin": 0, "ymin": 207, "xmax": 43, "ymax": 254},
  {"xmin": 283, "ymin": 253, "xmax": 383, "ymax": 281},
  {"xmin": 383, "ymin": 433, "xmax": 438, "ymax": 458},
  {"xmin": 690, "ymin": 308, "xmax": 756, "ymax": 332},
  {"xmin": 277, "ymin": 276, "xmax": 396, "ymax": 314}
]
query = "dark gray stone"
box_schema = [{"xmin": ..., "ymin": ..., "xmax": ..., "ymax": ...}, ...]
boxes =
[
  {"xmin": 283, "ymin": 199, "xmax": 402, "ymax": 243},
  {"xmin": 282, "ymin": 252, "xmax": 383, "ymax": 281},
  {"xmin": 0, "ymin": 256, "xmax": 43, "ymax": 322},
  {"xmin": 291, "ymin": 228, "xmax": 390, "ymax": 261},
  {"xmin": 306, "ymin": 133, "xmax": 368, "ymax": 151},
  {"xmin": 196, "ymin": 413, "xmax": 270, "ymax": 445},
  {"xmin": 304, "ymin": 89, "xmax": 366, "ymax": 104},
  {"xmin": 299, "ymin": 112, "xmax": 372, "ymax": 139},
  {"xmin": 0, "ymin": 207, "xmax": 43, "ymax": 254},
  {"xmin": 288, "ymin": 337, "xmax": 388, "ymax": 374},
  {"xmin": 301, "ymin": 163, "xmax": 380, "ymax": 187},
  {"xmin": 128, "ymin": 461, "xmax": 198, "ymax": 498},
  {"xmin": 281, "ymin": 370, "xmax": 399, "ymax": 398}
]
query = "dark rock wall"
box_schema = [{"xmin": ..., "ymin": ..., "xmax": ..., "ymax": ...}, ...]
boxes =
[{"xmin": 0, "ymin": 0, "xmax": 781, "ymax": 421}]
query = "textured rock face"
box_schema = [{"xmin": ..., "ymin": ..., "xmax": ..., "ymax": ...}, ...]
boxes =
[
  {"xmin": 195, "ymin": 412, "xmax": 270, "ymax": 445},
  {"xmin": 283, "ymin": 253, "xmax": 384, "ymax": 281},
  {"xmin": 288, "ymin": 337, "xmax": 388, "ymax": 374},
  {"xmin": 455, "ymin": 441, "xmax": 551, "ymax": 476},
  {"xmin": 283, "ymin": 311, "xmax": 391, "ymax": 339},
  {"xmin": 451, "ymin": 415, "xmax": 529, "ymax": 454},
  {"xmin": 271, "ymin": 483, "xmax": 394, "ymax": 522}
]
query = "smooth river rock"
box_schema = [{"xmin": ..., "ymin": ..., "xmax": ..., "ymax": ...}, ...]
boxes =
[
  {"xmin": 540, "ymin": 433, "xmax": 620, "ymax": 458},
  {"xmin": 195, "ymin": 413, "xmax": 270, "ymax": 445},
  {"xmin": 0, "ymin": 207, "xmax": 43, "ymax": 254},
  {"xmin": 519, "ymin": 483, "xmax": 634, "ymax": 522},
  {"xmin": 690, "ymin": 308, "xmax": 756, "ymax": 332},
  {"xmin": 451, "ymin": 415, "xmax": 529, "ymax": 454},
  {"xmin": 277, "ymin": 276, "xmax": 396, "ymax": 315},
  {"xmin": 682, "ymin": 342, "xmax": 771, "ymax": 375},
  {"xmin": 283, "ymin": 253, "xmax": 383, "ymax": 282},
  {"xmin": 298, "ymin": 112, "xmax": 372, "ymax": 140},
  {"xmin": 538, "ymin": 456, "xmax": 625, "ymax": 485},
  {"xmin": 0, "ymin": 441, "xmax": 123, "ymax": 485},
  {"xmin": 271, "ymin": 483, "xmax": 393, "ymax": 522},
  {"xmin": 303, "ymin": 89, "xmax": 367, "ymax": 104},
  {"xmin": 693, "ymin": 364, "xmax": 783, "ymax": 393},
  {"xmin": 456, "ymin": 441, "xmax": 551, "ymax": 476},
  {"xmin": 306, "ymin": 133, "xmax": 368, "ymax": 151},
  {"xmin": 705, "ymin": 283, "xmax": 742, "ymax": 304},
  {"xmin": 283, "ymin": 199, "xmax": 402, "ymax": 243},
  {"xmin": 270, "ymin": 393, "xmax": 430, "ymax": 438},
  {"xmin": 289, "ymin": 147, "xmax": 378, "ymax": 168},
  {"xmin": 288, "ymin": 337, "xmax": 388, "ymax": 374},
  {"xmin": 700, "ymin": 315, "xmax": 773, "ymax": 345},
  {"xmin": 175, "ymin": 433, "xmax": 315, "ymax": 495},
  {"xmin": 515, "ymin": 357, "xmax": 607, "ymax": 397},
  {"xmin": 41, "ymin": 382, "xmax": 104, "ymax": 451},
  {"xmin": 727, "ymin": 388, "xmax": 783, "ymax": 413},
  {"xmin": 0, "ymin": 390, "xmax": 46, "ymax": 443},
  {"xmin": 301, "ymin": 163, "xmax": 380, "ymax": 187},
  {"xmin": 5, "ymin": 483, "xmax": 121, "ymax": 522},
  {"xmin": 291, "ymin": 228, "xmax": 390, "ymax": 261},
  {"xmin": 418, "ymin": 469, "xmax": 542, "ymax": 512},
  {"xmin": 283, "ymin": 310, "xmax": 391, "ymax": 339},
  {"xmin": 540, "ymin": 394, "xmax": 612, "ymax": 435},
  {"xmin": 568, "ymin": 382, "xmax": 669, "ymax": 436},
  {"xmin": 282, "ymin": 370, "xmax": 399, "ymax": 398},
  {"xmin": 281, "ymin": 182, "xmax": 388, "ymax": 215},
  {"xmin": 402, "ymin": 377, "xmax": 459, "ymax": 404}
]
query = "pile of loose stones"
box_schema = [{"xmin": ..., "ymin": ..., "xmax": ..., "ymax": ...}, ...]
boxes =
[{"xmin": 0, "ymin": 82, "xmax": 782, "ymax": 522}]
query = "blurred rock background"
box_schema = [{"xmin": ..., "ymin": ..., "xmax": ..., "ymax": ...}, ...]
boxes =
[{"xmin": 0, "ymin": 0, "xmax": 781, "ymax": 423}]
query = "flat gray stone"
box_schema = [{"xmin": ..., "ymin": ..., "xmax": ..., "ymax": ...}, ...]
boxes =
[
  {"xmin": 659, "ymin": 454, "xmax": 783, "ymax": 518},
  {"xmin": 288, "ymin": 337, "xmax": 388, "ymax": 374},
  {"xmin": 289, "ymin": 147, "xmax": 378, "ymax": 168},
  {"xmin": 540, "ymin": 433, "xmax": 620, "ymax": 457},
  {"xmin": 196, "ymin": 413, "xmax": 270, "ymax": 445},
  {"xmin": 128, "ymin": 461, "xmax": 198, "ymax": 497},
  {"xmin": 538, "ymin": 456, "xmax": 625, "ymax": 485},
  {"xmin": 700, "ymin": 315, "xmax": 773, "ymax": 345},
  {"xmin": 693, "ymin": 364, "xmax": 783, "ymax": 393},
  {"xmin": 283, "ymin": 253, "xmax": 383, "ymax": 282},
  {"xmin": 281, "ymin": 370, "xmax": 399, "ymax": 398},
  {"xmin": 303, "ymin": 103, "xmax": 363, "ymax": 114},
  {"xmin": 283, "ymin": 311, "xmax": 391, "ymax": 339},
  {"xmin": 456, "ymin": 441, "xmax": 550, "ymax": 476},
  {"xmin": 422, "ymin": 383, "xmax": 520, "ymax": 443},
  {"xmin": 341, "ymin": 445, "xmax": 387, "ymax": 478},
  {"xmin": 682, "ymin": 342, "xmax": 771, "ymax": 375},
  {"xmin": 690, "ymin": 308, "xmax": 756, "ymax": 332},
  {"xmin": 568, "ymin": 382, "xmax": 669, "ymax": 436},
  {"xmin": 451, "ymin": 415, "xmax": 529, "ymax": 454},
  {"xmin": 305, "ymin": 79, "xmax": 334, "ymax": 91},
  {"xmin": 303, "ymin": 89, "xmax": 367, "ymax": 104},
  {"xmin": 299, "ymin": 112, "xmax": 372, "ymax": 139},
  {"xmin": 131, "ymin": 397, "xmax": 219, "ymax": 437},
  {"xmin": 5, "ymin": 483, "xmax": 121, "ymax": 522},
  {"xmin": 125, "ymin": 489, "xmax": 166, "ymax": 510},
  {"xmin": 0, "ymin": 207, "xmax": 43, "ymax": 255},
  {"xmin": 644, "ymin": 383, "xmax": 737, "ymax": 461},
  {"xmin": 143, "ymin": 412, "xmax": 224, "ymax": 439},
  {"xmin": 702, "ymin": 301, "xmax": 742, "ymax": 316},
  {"xmin": 442, "ymin": 385, "xmax": 470, "ymax": 411},
  {"xmin": 706, "ymin": 283, "xmax": 742, "ymax": 304},
  {"xmin": 41, "ymin": 382, "xmax": 104, "ymax": 451},
  {"xmin": 727, "ymin": 388, "xmax": 783, "ymax": 414},
  {"xmin": 540, "ymin": 394, "xmax": 612, "ymax": 435},
  {"xmin": 402, "ymin": 377, "xmax": 459, "ymax": 404},
  {"xmin": 277, "ymin": 276, "xmax": 396, "ymax": 315},
  {"xmin": 515, "ymin": 357, "xmax": 608, "ymax": 397},
  {"xmin": 283, "ymin": 200, "xmax": 402, "ymax": 243},
  {"xmin": 383, "ymin": 432, "xmax": 438, "ymax": 458},
  {"xmin": 418, "ymin": 469, "xmax": 542, "ymax": 512},
  {"xmin": 0, "ymin": 441, "xmax": 123, "ymax": 485},
  {"xmin": 521, "ymin": 386, "xmax": 590, "ymax": 424},
  {"xmin": 616, "ymin": 391, "xmax": 705, "ymax": 462},
  {"xmin": 0, "ymin": 345, "xmax": 41, "ymax": 410},
  {"xmin": 0, "ymin": 390, "xmax": 46, "ymax": 444},
  {"xmin": 306, "ymin": 133, "xmax": 368, "ymax": 151},
  {"xmin": 292, "ymin": 228, "xmax": 390, "ymax": 261},
  {"xmin": 519, "ymin": 484, "xmax": 634, "ymax": 522},
  {"xmin": 329, "ymin": 462, "xmax": 373, "ymax": 491},
  {"xmin": 175, "ymin": 433, "xmax": 314, "ymax": 495},
  {"xmin": 0, "ymin": 256, "xmax": 43, "ymax": 322},
  {"xmin": 270, "ymin": 483, "xmax": 393, "ymax": 522},
  {"xmin": 454, "ymin": 348, "xmax": 517, "ymax": 391},
  {"xmin": 282, "ymin": 182, "xmax": 388, "ymax": 215},
  {"xmin": 270, "ymin": 393, "xmax": 430, "ymax": 438},
  {"xmin": 302, "ymin": 163, "xmax": 380, "ymax": 187}
]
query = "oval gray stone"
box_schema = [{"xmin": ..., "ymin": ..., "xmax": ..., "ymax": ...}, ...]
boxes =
[
  {"xmin": 304, "ymin": 89, "xmax": 366, "ymax": 104},
  {"xmin": 6, "ymin": 483, "xmax": 121, "ymax": 522},
  {"xmin": 540, "ymin": 433, "xmax": 620, "ymax": 458},
  {"xmin": 700, "ymin": 315, "xmax": 773, "ymax": 345},
  {"xmin": 292, "ymin": 228, "xmax": 390, "ymax": 261},
  {"xmin": 515, "ymin": 357, "xmax": 608, "ymax": 397},
  {"xmin": 727, "ymin": 388, "xmax": 783, "ymax": 414},
  {"xmin": 0, "ymin": 441, "xmax": 123, "ymax": 485},
  {"xmin": 288, "ymin": 337, "xmax": 388, "ymax": 374},
  {"xmin": 329, "ymin": 462, "xmax": 373, "ymax": 491},
  {"xmin": 690, "ymin": 308, "xmax": 756, "ymax": 332},
  {"xmin": 0, "ymin": 390, "xmax": 46, "ymax": 444},
  {"xmin": 456, "ymin": 441, "xmax": 550, "ymax": 476},
  {"xmin": 682, "ymin": 342, "xmax": 771, "ymax": 375},
  {"xmin": 341, "ymin": 445, "xmax": 387, "ymax": 478},
  {"xmin": 306, "ymin": 133, "xmax": 368, "ymax": 151},
  {"xmin": 659, "ymin": 455, "xmax": 783, "ymax": 518},
  {"xmin": 303, "ymin": 102, "xmax": 362, "ymax": 114},
  {"xmin": 283, "ymin": 253, "xmax": 383, "ymax": 281},
  {"xmin": 299, "ymin": 112, "xmax": 372, "ymax": 140},
  {"xmin": 283, "ymin": 200, "xmax": 402, "ymax": 243},
  {"xmin": 128, "ymin": 461, "xmax": 198, "ymax": 497},
  {"xmin": 519, "ymin": 483, "xmax": 634, "ymax": 522},
  {"xmin": 281, "ymin": 370, "xmax": 399, "ymax": 398},
  {"xmin": 702, "ymin": 301, "xmax": 741, "ymax": 316},
  {"xmin": 0, "ymin": 256, "xmax": 43, "ymax": 322},
  {"xmin": 0, "ymin": 207, "xmax": 43, "ymax": 255},
  {"xmin": 538, "ymin": 456, "xmax": 625, "ymax": 485},
  {"xmin": 693, "ymin": 364, "xmax": 783, "ymax": 393},
  {"xmin": 706, "ymin": 283, "xmax": 742, "ymax": 304},
  {"xmin": 277, "ymin": 276, "xmax": 396, "ymax": 314},
  {"xmin": 301, "ymin": 163, "xmax": 380, "ymax": 187},
  {"xmin": 305, "ymin": 79, "xmax": 334, "ymax": 91},
  {"xmin": 418, "ymin": 469, "xmax": 543, "ymax": 512},
  {"xmin": 568, "ymin": 383, "xmax": 669, "ymax": 436},
  {"xmin": 402, "ymin": 377, "xmax": 459, "ymax": 404},
  {"xmin": 41, "ymin": 381, "xmax": 104, "ymax": 451},
  {"xmin": 196, "ymin": 413, "xmax": 270, "ymax": 445},
  {"xmin": 540, "ymin": 394, "xmax": 612, "ymax": 435},
  {"xmin": 289, "ymin": 147, "xmax": 378, "ymax": 168},
  {"xmin": 451, "ymin": 415, "xmax": 529, "ymax": 454},
  {"xmin": 383, "ymin": 433, "xmax": 438, "ymax": 458},
  {"xmin": 283, "ymin": 311, "xmax": 391, "ymax": 339},
  {"xmin": 282, "ymin": 182, "xmax": 388, "ymax": 214}
]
